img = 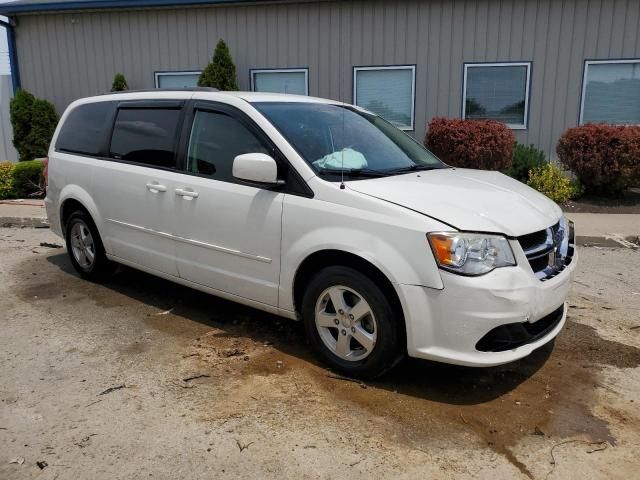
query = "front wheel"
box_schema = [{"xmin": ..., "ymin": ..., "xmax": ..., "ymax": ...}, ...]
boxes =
[{"xmin": 301, "ymin": 266, "xmax": 404, "ymax": 379}]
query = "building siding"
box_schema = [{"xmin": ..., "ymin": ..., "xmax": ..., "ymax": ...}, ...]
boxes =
[{"xmin": 12, "ymin": 0, "xmax": 640, "ymax": 157}]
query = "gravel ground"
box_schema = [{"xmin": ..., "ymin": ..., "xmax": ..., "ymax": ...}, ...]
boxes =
[{"xmin": 1, "ymin": 227, "xmax": 639, "ymax": 479}]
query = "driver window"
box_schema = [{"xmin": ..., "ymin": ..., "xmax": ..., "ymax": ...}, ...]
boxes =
[{"xmin": 186, "ymin": 110, "xmax": 269, "ymax": 182}]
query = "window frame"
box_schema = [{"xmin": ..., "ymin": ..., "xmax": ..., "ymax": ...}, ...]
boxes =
[
  {"xmin": 175, "ymin": 100, "xmax": 314, "ymax": 197},
  {"xmin": 249, "ymin": 68, "xmax": 310, "ymax": 95},
  {"xmin": 462, "ymin": 61, "xmax": 532, "ymax": 130},
  {"xmin": 579, "ymin": 58, "xmax": 640, "ymax": 125},
  {"xmin": 55, "ymin": 101, "xmax": 117, "ymax": 157},
  {"xmin": 352, "ymin": 64, "xmax": 416, "ymax": 131},
  {"xmin": 106, "ymin": 100, "xmax": 186, "ymax": 171},
  {"xmin": 154, "ymin": 70, "xmax": 202, "ymax": 89}
]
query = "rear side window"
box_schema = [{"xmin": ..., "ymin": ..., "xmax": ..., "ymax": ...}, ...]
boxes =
[
  {"xmin": 109, "ymin": 108, "xmax": 181, "ymax": 168},
  {"xmin": 56, "ymin": 102, "xmax": 114, "ymax": 155},
  {"xmin": 186, "ymin": 110, "xmax": 269, "ymax": 181}
]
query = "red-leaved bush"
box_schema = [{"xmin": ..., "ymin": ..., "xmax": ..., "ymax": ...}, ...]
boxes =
[
  {"xmin": 557, "ymin": 124, "xmax": 640, "ymax": 194},
  {"xmin": 424, "ymin": 118, "xmax": 515, "ymax": 170}
]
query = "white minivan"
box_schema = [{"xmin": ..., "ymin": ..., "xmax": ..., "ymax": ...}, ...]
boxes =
[{"xmin": 45, "ymin": 89, "xmax": 576, "ymax": 378}]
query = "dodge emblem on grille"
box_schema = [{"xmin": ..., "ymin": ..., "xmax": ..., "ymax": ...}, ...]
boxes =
[{"xmin": 553, "ymin": 229, "xmax": 563, "ymax": 245}]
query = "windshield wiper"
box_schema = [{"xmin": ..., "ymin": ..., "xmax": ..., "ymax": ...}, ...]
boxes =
[
  {"xmin": 316, "ymin": 168, "xmax": 388, "ymax": 178},
  {"xmin": 387, "ymin": 164, "xmax": 442, "ymax": 174}
]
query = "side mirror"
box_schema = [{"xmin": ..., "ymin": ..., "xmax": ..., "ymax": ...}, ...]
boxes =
[{"xmin": 232, "ymin": 153, "xmax": 281, "ymax": 185}]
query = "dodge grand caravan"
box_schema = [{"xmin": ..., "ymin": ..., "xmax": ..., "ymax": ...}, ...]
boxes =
[{"xmin": 45, "ymin": 89, "xmax": 576, "ymax": 378}]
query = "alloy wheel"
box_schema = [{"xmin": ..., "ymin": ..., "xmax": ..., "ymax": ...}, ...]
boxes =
[
  {"xmin": 70, "ymin": 221, "xmax": 96, "ymax": 269},
  {"xmin": 314, "ymin": 285, "xmax": 377, "ymax": 361}
]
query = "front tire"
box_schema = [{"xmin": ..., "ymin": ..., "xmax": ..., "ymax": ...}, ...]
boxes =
[
  {"xmin": 301, "ymin": 266, "xmax": 404, "ymax": 379},
  {"xmin": 65, "ymin": 210, "xmax": 114, "ymax": 281}
]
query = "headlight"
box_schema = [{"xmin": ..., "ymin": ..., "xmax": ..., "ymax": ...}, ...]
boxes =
[{"xmin": 427, "ymin": 232, "xmax": 516, "ymax": 276}]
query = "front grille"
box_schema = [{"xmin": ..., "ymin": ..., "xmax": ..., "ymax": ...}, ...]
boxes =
[
  {"xmin": 517, "ymin": 220, "xmax": 575, "ymax": 281},
  {"xmin": 475, "ymin": 304, "xmax": 565, "ymax": 352},
  {"xmin": 518, "ymin": 229, "xmax": 549, "ymax": 252}
]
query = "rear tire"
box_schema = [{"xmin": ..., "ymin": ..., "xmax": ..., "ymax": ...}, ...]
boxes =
[
  {"xmin": 64, "ymin": 210, "xmax": 114, "ymax": 281},
  {"xmin": 301, "ymin": 266, "xmax": 404, "ymax": 379}
]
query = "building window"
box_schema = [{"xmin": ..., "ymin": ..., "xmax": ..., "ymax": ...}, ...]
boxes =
[
  {"xmin": 154, "ymin": 71, "xmax": 201, "ymax": 89},
  {"xmin": 463, "ymin": 62, "xmax": 531, "ymax": 129},
  {"xmin": 353, "ymin": 65, "xmax": 415, "ymax": 131},
  {"xmin": 250, "ymin": 69, "xmax": 309, "ymax": 95},
  {"xmin": 580, "ymin": 60, "xmax": 640, "ymax": 125}
]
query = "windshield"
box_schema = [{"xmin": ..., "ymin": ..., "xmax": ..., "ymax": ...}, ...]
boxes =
[{"xmin": 253, "ymin": 102, "xmax": 446, "ymax": 178}]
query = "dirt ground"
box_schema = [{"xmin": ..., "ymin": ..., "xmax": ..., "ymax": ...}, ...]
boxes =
[{"xmin": 1, "ymin": 227, "xmax": 639, "ymax": 480}]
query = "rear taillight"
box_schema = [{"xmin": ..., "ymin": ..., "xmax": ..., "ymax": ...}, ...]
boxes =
[{"xmin": 43, "ymin": 157, "xmax": 49, "ymax": 188}]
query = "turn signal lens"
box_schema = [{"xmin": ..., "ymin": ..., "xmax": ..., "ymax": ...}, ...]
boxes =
[
  {"xmin": 427, "ymin": 232, "xmax": 516, "ymax": 276},
  {"xmin": 430, "ymin": 234, "xmax": 466, "ymax": 267}
]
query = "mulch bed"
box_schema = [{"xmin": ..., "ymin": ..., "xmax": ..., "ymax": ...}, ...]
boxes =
[{"xmin": 562, "ymin": 188, "xmax": 640, "ymax": 214}]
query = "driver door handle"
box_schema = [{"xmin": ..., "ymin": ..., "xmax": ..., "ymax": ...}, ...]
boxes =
[
  {"xmin": 175, "ymin": 188, "xmax": 199, "ymax": 198},
  {"xmin": 146, "ymin": 182, "xmax": 167, "ymax": 193}
]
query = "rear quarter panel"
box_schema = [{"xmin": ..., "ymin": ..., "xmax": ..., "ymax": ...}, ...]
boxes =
[{"xmin": 47, "ymin": 152, "xmax": 106, "ymax": 244}]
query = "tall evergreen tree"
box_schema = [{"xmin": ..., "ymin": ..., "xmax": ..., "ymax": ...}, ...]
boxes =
[
  {"xmin": 111, "ymin": 73, "xmax": 128, "ymax": 91},
  {"xmin": 198, "ymin": 39, "xmax": 239, "ymax": 90}
]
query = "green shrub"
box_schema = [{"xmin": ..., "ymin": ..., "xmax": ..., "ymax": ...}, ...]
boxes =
[
  {"xmin": 27, "ymin": 99, "xmax": 58, "ymax": 160},
  {"xmin": 111, "ymin": 73, "xmax": 128, "ymax": 92},
  {"xmin": 0, "ymin": 161, "xmax": 15, "ymax": 199},
  {"xmin": 503, "ymin": 143, "xmax": 546, "ymax": 182},
  {"xmin": 557, "ymin": 124, "xmax": 640, "ymax": 195},
  {"xmin": 424, "ymin": 117, "xmax": 515, "ymax": 170},
  {"xmin": 10, "ymin": 90, "xmax": 35, "ymax": 161},
  {"xmin": 10, "ymin": 89, "xmax": 59, "ymax": 162},
  {"xmin": 12, "ymin": 159, "xmax": 45, "ymax": 198},
  {"xmin": 527, "ymin": 163, "xmax": 583, "ymax": 203},
  {"xmin": 198, "ymin": 39, "xmax": 239, "ymax": 90}
]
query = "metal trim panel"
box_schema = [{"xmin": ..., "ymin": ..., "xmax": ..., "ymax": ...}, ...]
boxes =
[{"xmin": 0, "ymin": 0, "xmax": 276, "ymax": 15}]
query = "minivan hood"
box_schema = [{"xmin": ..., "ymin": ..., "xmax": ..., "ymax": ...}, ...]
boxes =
[{"xmin": 347, "ymin": 168, "xmax": 562, "ymax": 237}]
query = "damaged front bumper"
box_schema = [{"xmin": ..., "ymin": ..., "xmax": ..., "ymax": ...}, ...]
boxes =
[{"xmin": 398, "ymin": 238, "xmax": 577, "ymax": 367}]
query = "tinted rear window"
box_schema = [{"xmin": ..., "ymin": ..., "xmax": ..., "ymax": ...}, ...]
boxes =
[
  {"xmin": 109, "ymin": 108, "xmax": 181, "ymax": 168},
  {"xmin": 56, "ymin": 102, "xmax": 114, "ymax": 155}
]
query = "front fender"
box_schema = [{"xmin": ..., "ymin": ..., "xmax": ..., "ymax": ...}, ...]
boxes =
[{"xmin": 279, "ymin": 224, "xmax": 444, "ymax": 313}]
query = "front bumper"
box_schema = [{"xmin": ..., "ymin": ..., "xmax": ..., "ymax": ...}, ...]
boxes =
[{"xmin": 399, "ymin": 238, "xmax": 577, "ymax": 367}]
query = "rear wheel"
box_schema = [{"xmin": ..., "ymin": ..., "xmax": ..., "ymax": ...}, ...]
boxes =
[
  {"xmin": 302, "ymin": 266, "xmax": 403, "ymax": 379},
  {"xmin": 65, "ymin": 210, "xmax": 114, "ymax": 281}
]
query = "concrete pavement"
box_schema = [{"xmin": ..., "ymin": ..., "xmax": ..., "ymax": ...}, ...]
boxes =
[
  {"xmin": 0, "ymin": 199, "xmax": 48, "ymax": 228},
  {"xmin": 2, "ymin": 227, "xmax": 640, "ymax": 479},
  {"xmin": 566, "ymin": 212, "xmax": 640, "ymax": 248}
]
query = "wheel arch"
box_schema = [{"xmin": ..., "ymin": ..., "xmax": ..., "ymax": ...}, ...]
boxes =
[
  {"xmin": 58, "ymin": 186, "xmax": 106, "ymax": 244},
  {"xmin": 60, "ymin": 198, "xmax": 88, "ymax": 232},
  {"xmin": 292, "ymin": 249, "xmax": 406, "ymax": 339}
]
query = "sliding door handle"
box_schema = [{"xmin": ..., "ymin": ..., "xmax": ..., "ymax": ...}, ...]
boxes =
[{"xmin": 175, "ymin": 188, "xmax": 199, "ymax": 198}]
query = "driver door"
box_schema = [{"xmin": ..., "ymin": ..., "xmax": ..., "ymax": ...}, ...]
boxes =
[{"xmin": 172, "ymin": 102, "xmax": 284, "ymax": 307}]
